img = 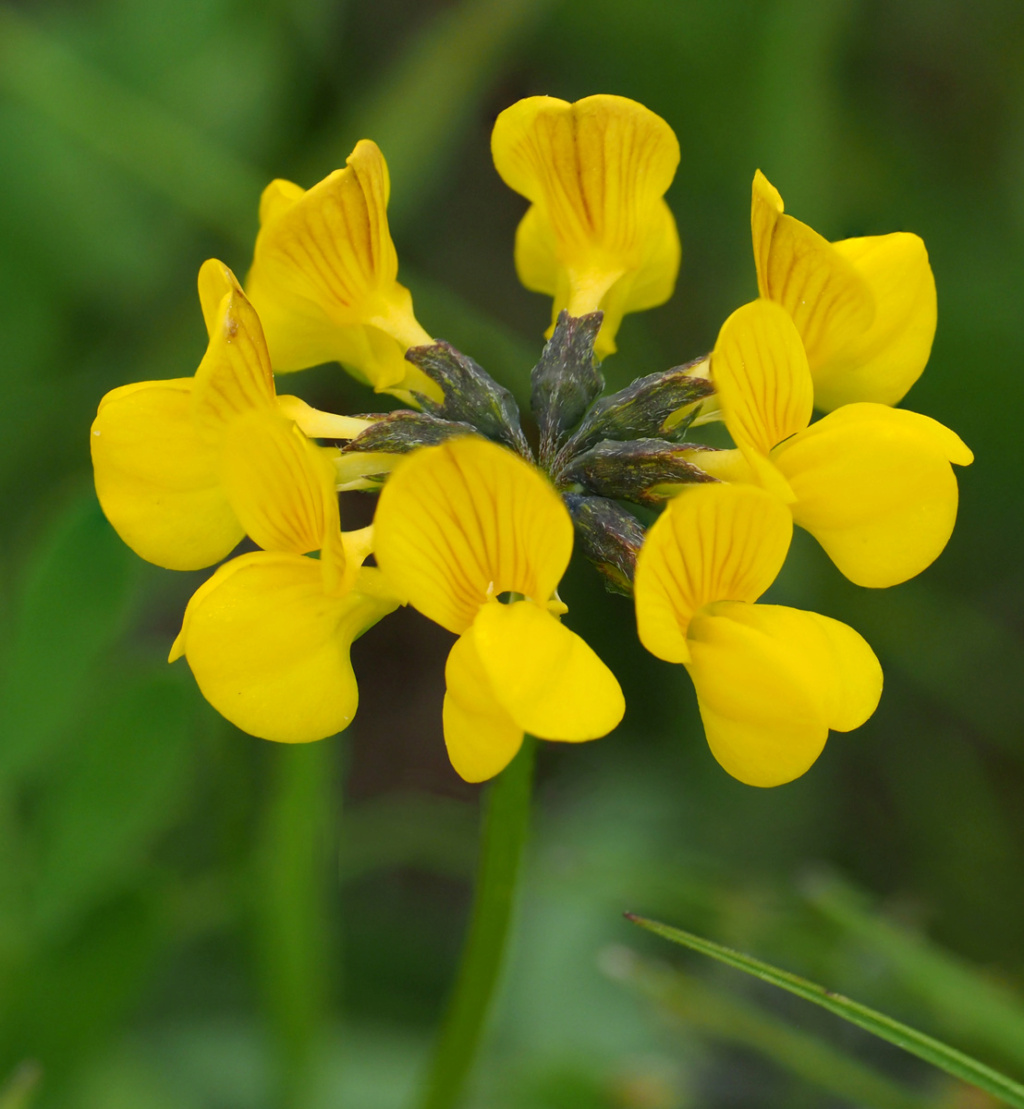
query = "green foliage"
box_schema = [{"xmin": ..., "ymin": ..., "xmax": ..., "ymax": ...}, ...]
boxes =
[
  {"xmin": 0, "ymin": 0, "xmax": 1021, "ymax": 1104},
  {"xmin": 0, "ymin": 496, "xmax": 142, "ymax": 781},
  {"xmin": 33, "ymin": 674, "xmax": 196, "ymax": 936}
]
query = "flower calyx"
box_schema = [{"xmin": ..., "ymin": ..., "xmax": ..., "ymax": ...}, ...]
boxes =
[
  {"xmin": 407, "ymin": 341, "xmax": 531, "ymax": 458},
  {"xmin": 343, "ymin": 310, "xmax": 719, "ymax": 595},
  {"xmin": 560, "ymin": 439, "xmax": 717, "ymax": 507},
  {"xmin": 530, "ymin": 310, "xmax": 605, "ymax": 466},
  {"xmin": 563, "ymin": 358, "xmax": 714, "ymax": 458},
  {"xmin": 343, "ymin": 410, "xmax": 480, "ymax": 455},
  {"xmin": 564, "ymin": 495, "xmax": 647, "ymax": 597}
]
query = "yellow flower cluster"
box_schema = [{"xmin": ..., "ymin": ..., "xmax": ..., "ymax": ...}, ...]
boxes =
[{"xmin": 90, "ymin": 93, "xmax": 971, "ymax": 789}]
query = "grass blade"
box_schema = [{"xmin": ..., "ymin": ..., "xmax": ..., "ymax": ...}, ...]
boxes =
[
  {"xmin": 602, "ymin": 946, "xmax": 937, "ymax": 1109},
  {"xmin": 626, "ymin": 913, "xmax": 1024, "ymax": 1109}
]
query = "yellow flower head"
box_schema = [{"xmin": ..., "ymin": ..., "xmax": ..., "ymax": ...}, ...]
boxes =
[
  {"xmin": 752, "ymin": 170, "xmax": 937, "ymax": 410},
  {"xmin": 245, "ymin": 140, "xmax": 440, "ymax": 402},
  {"xmin": 170, "ymin": 407, "xmax": 398, "ymax": 743},
  {"xmin": 90, "ymin": 259, "xmax": 368, "ymax": 570},
  {"xmin": 492, "ymin": 94, "xmax": 681, "ymax": 360},
  {"xmin": 373, "ymin": 436, "xmax": 625, "ymax": 782},
  {"xmin": 699, "ymin": 298, "xmax": 973, "ymax": 588},
  {"xmin": 634, "ymin": 483, "xmax": 882, "ymax": 787},
  {"xmin": 87, "ymin": 93, "xmax": 967, "ymax": 789}
]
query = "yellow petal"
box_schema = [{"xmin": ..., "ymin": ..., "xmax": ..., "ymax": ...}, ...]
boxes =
[
  {"xmin": 774, "ymin": 402, "xmax": 973, "ymax": 587},
  {"xmin": 249, "ymin": 141, "xmax": 396, "ymax": 319},
  {"xmin": 245, "ymin": 141, "xmax": 433, "ymax": 387},
  {"xmin": 192, "ymin": 259, "xmax": 276, "ymax": 438},
  {"xmin": 592, "ymin": 202, "xmax": 683, "ymax": 359},
  {"xmin": 687, "ymin": 600, "xmax": 882, "ymax": 786},
  {"xmin": 813, "ymin": 233, "xmax": 937, "ymax": 409},
  {"xmin": 634, "ymin": 484, "xmax": 792, "ymax": 664},
  {"xmin": 619, "ymin": 199, "xmax": 682, "ymax": 313},
  {"xmin": 275, "ymin": 394, "xmax": 373, "ymax": 440},
  {"xmin": 91, "ymin": 379, "xmax": 242, "ymax": 570},
  {"xmin": 258, "ymin": 177, "xmax": 306, "ymax": 225},
  {"xmin": 516, "ymin": 199, "xmax": 681, "ymax": 360},
  {"xmin": 711, "ymin": 298, "xmax": 813, "ymax": 483},
  {"xmin": 472, "ymin": 600, "xmax": 624, "ymax": 741},
  {"xmin": 173, "ymin": 552, "xmax": 397, "ymax": 743},
  {"xmin": 513, "ymin": 203, "xmax": 561, "ymax": 298},
  {"xmin": 442, "ymin": 626, "xmax": 524, "ymax": 783},
  {"xmin": 493, "ymin": 95, "xmax": 680, "ymax": 353},
  {"xmin": 374, "ymin": 437, "xmax": 573, "ymax": 634},
  {"xmin": 679, "ymin": 447, "xmax": 753, "ymax": 484},
  {"xmin": 751, "ymin": 170, "xmax": 875, "ymax": 374},
  {"xmin": 340, "ymin": 525, "xmax": 376, "ymax": 570},
  {"xmin": 219, "ymin": 408, "xmax": 342, "ymax": 566}
]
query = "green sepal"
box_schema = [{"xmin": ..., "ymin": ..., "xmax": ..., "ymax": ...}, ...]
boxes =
[
  {"xmin": 530, "ymin": 311, "xmax": 604, "ymax": 465},
  {"xmin": 561, "ymin": 438, "xmax": 715, "ymax": 507},
  {"xmin": 564, "ymin": 358, "xmax": 714, "ymax": 456},
  {"xmin": 408, "ymin": 342, "xmax": 531, "ymax": 458},
  {"xmin": 564, "ymin": 494, "xmax": 646, "ymax": 596},
  {"xmin": 342, "ymin": 410, "xmax": 478, "ymax": 455}
]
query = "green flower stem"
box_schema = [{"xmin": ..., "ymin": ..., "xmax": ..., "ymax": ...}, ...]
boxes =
[
  {"xmin": 418, "ymin": 736, "xmax": 536, "ymax": 1109},
  {"xmin": 257, "ymin": 739, "xmax": 337, "ymax": 1109}
]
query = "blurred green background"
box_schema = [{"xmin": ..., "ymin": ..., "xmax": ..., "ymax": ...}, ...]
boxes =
[{"xmin": 0, "ymin": 0, "xmax": 1022, "ymax": 1106}]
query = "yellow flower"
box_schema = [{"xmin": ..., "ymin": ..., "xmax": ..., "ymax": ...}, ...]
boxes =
[
  {"xmin": 373, "ymin": 436, "xmax": 625, "ymax": 782},
  {"xmin": 90, "ymin": 259, "xmax": 368, "ymax": 571},
  {"xmin": 170, "ymin": 407, "xmax": 398, "ymax": 742},
  {"xmin": 752, "ymin": 170, "xmax": 937, "ymax": 410},
  {"xmin": 245, "ymin": 140, "xmax": 441, "ymax": 403},
  {"xmin": 634, "ymin": 483, "xmax": 882, "ymax": 787},
  {"xmin": 696, "ymin": 298, "xmax": 972, "ymax": 588},
  {"xmin": 491, "ymin": 94, "xmax": 681, "ymax": 360}
]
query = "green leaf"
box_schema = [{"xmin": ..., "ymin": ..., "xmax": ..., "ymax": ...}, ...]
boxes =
[{"xmin": 626, "ymin": 913, "xmax": 1024, "ymax": 1109}]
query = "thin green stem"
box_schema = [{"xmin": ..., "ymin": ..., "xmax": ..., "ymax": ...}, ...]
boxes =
[
  {"xmin": 418, "ymin": 737, "xmax": 536, "ymax": 1109},
  {"xmin": 256, "ymin": 739, "xmax": 337, "ymax": 1109}
]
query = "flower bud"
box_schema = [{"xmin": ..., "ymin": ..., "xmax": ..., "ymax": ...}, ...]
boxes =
[
  {"xmin": 407, "ymin": 342, "xmax": 530, "ymax": 457},
  {"xmin": 343, "ymin": 410, "xmax": 478, "ymax": 456},
  {"xmin": 564, "ymin": 494, "xmax": 646, "ymax": 596},
  {"xmin": 561, "ymin": 438, "xmax": 716, "ymax": 507},
  {"xmin": 568, "ymin": 359, "xmax": 714, "ymax": 454},
  {"xmin": 530, "ymin": 310, "xmax": 604, "ymax": 463}
]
